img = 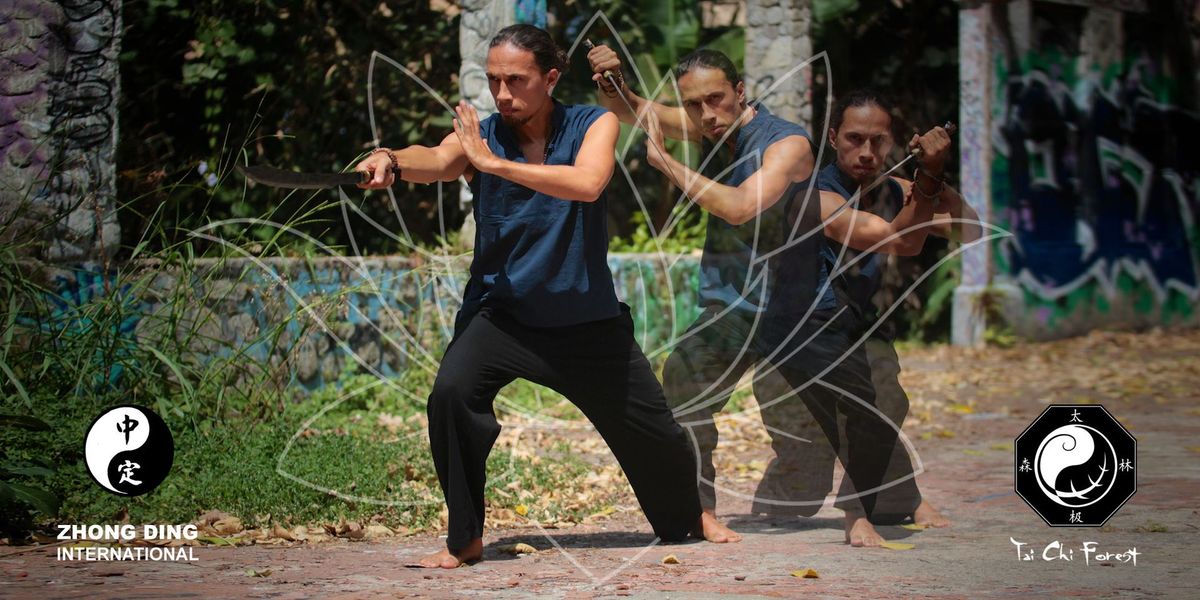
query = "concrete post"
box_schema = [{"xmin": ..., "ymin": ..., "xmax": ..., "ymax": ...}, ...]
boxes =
[
  {"xmin": 0, "ymin": 0, "xmax": 121, "ymax": 264},
  {"xmin": 744, "ymin": 0, "xmax": 813, "ymax": 130},
  {"xmin": 457, "ymin": 0, "xmax": 515, "ymax": 249}
]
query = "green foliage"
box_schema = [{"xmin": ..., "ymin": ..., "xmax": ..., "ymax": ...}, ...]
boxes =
[
  {"xmin": 609, "ymin": 208, "xmax": 707, "ymax": 253},
  {"xmin": 119, "ymin": 0, "xmax": 463, "ymax": 254},
  {"xmin": 2, "ymin": 387, "xmax": 590, "ymax": 532},
  {"xmin": 913, "ymin": 253, "xmax": 960, "ymax": 338},
  {"xmin": 0, "ymin": 414, "xmax": 59, "ymax": 529}
]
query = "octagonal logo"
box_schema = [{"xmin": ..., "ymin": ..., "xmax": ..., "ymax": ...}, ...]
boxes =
[{"xmin": 1014, "ymin": 405, "xmax": 1136, "ymax": 527}]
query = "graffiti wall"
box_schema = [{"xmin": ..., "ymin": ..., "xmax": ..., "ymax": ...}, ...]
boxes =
[
  {"xmin": 0, "ymin": 0, "xmax": 122, "ymax": 262},
  {"xmin": 986, "ymin": 1, "xmax": 1199, "ymax": 338},
  {"xmin": 41, "ymin": 255, "xmax": 703, "ymax": 393}
]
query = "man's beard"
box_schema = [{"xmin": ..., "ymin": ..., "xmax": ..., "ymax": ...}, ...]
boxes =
[{"xmin": 500, "ymin": 112, "xmax": 531, "ymax": 127}]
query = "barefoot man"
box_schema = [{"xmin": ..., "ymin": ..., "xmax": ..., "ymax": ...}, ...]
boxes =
[
  {"xmin": 790, "ymin": 89, "xmax": 980, "ymax": 530},
  {"xmin": 357, "ymin": 25, "xmax": 704, "ymax": 568},
  {"xmin": 586, "ymin": 45, "xmax": 940, "ymax": 546}
]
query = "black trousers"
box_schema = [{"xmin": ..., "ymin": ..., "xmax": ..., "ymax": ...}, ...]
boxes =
[
  {"xmin": 664, "ymin": 306, "xmax": 914, "ymax": 521},
  {"xmin": 831, "ymin": 338, "xmax": 923, "ymax": 521},
  {"xmin": 756, "ymin": 334, "xmax": 921, "ymax": 523},
  {"xmin": 427, "ymin": 304, "xmax": 701, "ymax": 550},
  {"xmin": 662, "ymin": 306, "xmax": 760, "ymax": 510}
]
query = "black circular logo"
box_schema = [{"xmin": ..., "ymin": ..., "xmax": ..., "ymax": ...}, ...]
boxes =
[
  {"xmin": 1015, "ymin": 405, "xmax": 1136, "ymax": 527},
  {"xmin": 85, "ymin": 405, "xmax": 174, "ymax": 496}
]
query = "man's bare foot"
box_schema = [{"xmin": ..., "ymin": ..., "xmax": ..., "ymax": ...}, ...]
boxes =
[
  {"xmin": 413, "ymin": 537, "xmax": 483, "ymax": 568},
  {"xmin": 844, "ymin": 513, "xmax": 884, "ymax": 547},
  {"xmin": 692, "ymin": 509, "xmax": 742, "ymax": 543},
  {"xmin": 913, "ymin": 500, "xmax": 950, "ymax": 528}
]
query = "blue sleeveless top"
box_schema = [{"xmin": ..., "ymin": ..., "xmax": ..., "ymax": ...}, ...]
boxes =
[
  {"xmin": 462, "ymin": 101, "xmax": 619, "ymax": 327},
  {"xmin": 815, "ymin": 163, "xmax": 906, "ymax": 335},
  {"xmin": 696, "ymin": 103, "xmax": 823, "ymax": 319}
]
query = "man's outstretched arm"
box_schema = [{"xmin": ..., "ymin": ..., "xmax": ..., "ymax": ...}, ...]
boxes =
[
  {"xmin": 820, "ymin": 189, "xmax": 937, "ymax": 256},
  {"xmin": 641, "ymin": 110, "xmax": 813, "ymax": 225},
  {"xmin": 587, "ymin": 43, "xmax": 702, "ymax": 144},
  {"xmin": 355, "ymin": 131, "xmax": 470, "ymax": 188},
  {"xmin": 452, "ymin": 102, "xmax": 618, "ymax": 203}
]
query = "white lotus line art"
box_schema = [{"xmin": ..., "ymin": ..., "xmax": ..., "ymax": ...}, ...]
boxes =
[{"xmin": 193, "ymin": 3, "xmax": 1019, "ymax": 578}]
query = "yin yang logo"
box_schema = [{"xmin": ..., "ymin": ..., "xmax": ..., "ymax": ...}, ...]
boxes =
[
  {"xmin": 1033, "ymin": 423, "xmax": 1117, "ymax": 508},
  {"xmin": 84, "ymin": 405, "xmax": 174, "ymax": 496}
]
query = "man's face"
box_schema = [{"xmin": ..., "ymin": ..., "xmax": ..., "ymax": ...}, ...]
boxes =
[
  {"xmin": 677, "ymin": 67, "xmax": 746, "ymax": 142},
  {"xmin": 830, "ymin": 103, "xmax": 894, "ymax": 183},
  {"xmin": 486, "ymin": 43, "xmax": 559, "ymax": 127}
]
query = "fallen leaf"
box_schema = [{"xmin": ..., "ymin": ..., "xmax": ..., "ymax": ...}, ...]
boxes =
[
  {"xmin": 880, "ymin": 541, "xmax": 915, "ymax": 550},
  {"xmin": 791, "ymin": 568, "xmax": 819, "ymax": 578},
  {"xmin": 244, "ymin": 568, "xmax": 272, "ymax": 577},
  {"xmin": 588, "ymin": 505, "xmax": 616, "ymax": 520},
  {"xmin": 271, "ymin": 523, "xmax": 295, "ymax": 541},
  {"xmin": 899, "ymin": 523, "xmax": 926, "ymax": 531},
  {"xmin": 936, "ymin": 429, "xmax": 956, "ymax": 439},
  {"xmin": 661, "ymin": 554, "xmax": 680, "ymax": 564},
  {"xmin": 496, "ymin": 542, "xmax": 537, "ymax": 555},
  {"xmin": 364, "ymin": 525, "xmax": 394, "ymax": 539},
  {"xmin": 515, "ymin": 504, "xmax": 528, "ymax": 516},
  {"xmin": 212, "ymin": 517, "xmax": 243, "ymax": 535}
]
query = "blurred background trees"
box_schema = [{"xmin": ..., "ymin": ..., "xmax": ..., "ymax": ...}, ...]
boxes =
[{"xmin": 116, "ymin": 0, "xmax": 963, "ymax": 338}]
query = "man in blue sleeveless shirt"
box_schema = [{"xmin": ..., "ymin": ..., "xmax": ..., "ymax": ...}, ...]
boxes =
[
  {"xmin": 588, "ymin": 46, "xmax": 941, "ymax": 546},
  {"xmin": 357, "ymin": 25, "xmax": 702, "ymax": 568},
  {"xmin": 801, "ymin": 89, "xmax": 980, "ymax": 530}
]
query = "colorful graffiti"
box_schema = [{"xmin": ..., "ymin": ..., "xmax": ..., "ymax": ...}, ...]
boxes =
[{"xmin": 991, "ymin": 14, "xmax": 1200, "ymax": 331}]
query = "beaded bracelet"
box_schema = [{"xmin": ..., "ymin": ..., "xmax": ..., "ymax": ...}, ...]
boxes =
[
  {"xmin": 598, "ymin": 70, "xmax": 625, "ymax": 98},
  {"xmin": 371, "ymin": 147, "xmax": 400, "ymax": 171},
  {"xmin": 912, "ymin": 168, "xmax": 946, "ymax": 201}
]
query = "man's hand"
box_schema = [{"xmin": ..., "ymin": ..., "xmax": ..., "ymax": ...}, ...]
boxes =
[
  {"xmin": 355, "ymin": 151, "xmax": 396, "ymax": 189},
  {"xmin": 587, "ymin": 43, "xmax": 623, "ymax": 94},
  {"xmin": 453, "ymin": 101, "xmax": 501, "ymax": 174},
  {"xmin": 641, "ymin": 108, "xmax": 669, "ymax": 171},
  {"xmin": 908, "ymin": 125, "xmax": 952, "ymax": 177}
]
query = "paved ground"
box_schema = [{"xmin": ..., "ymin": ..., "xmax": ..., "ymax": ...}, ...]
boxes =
[{"xmin": 2, "ymin": 329, "xmax": 1197, "ymax": 598}]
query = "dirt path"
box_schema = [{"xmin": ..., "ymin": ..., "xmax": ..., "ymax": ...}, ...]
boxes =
[{"xmin": 2, "ymin": 329, "xmax": 1197, "ymax": 598}]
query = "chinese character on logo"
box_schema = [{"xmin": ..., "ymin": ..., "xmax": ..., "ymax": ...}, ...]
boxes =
[
  {"xmin": 117, "ymin": 414, "xmax": 139, "ymax": 444},
  {"xmin": 1019, "ymin": 458, "xmax": 1032, "ymax": 473},
  {"xmin": 1069, "ymin": 409, "xmax": 1083, "ymax": 423},
  {"xmin": 1069, "ymin": 510, "xmax": 1083, "ymax": 524},
  {"xmin": 1118, "ymin": 459, "xmax": 1133, "ymax": 472},
  {"xmin": 117, "ymin": 460, "xmax": 142, "ymax": 486}
]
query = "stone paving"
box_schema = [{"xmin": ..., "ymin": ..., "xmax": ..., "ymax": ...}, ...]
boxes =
[{"xmin": 2, "ymin": 330, "xmax": 1197, "ymax": 599}]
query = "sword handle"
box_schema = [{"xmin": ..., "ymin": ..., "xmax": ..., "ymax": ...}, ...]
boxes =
[
  {"xmin": 356, "ymin": 167, "xmax": 401, "ymax": 186},
  {"xmin": 911, "ymin": 121, "xmax": 957, "ymax": 157},
  {"xmin": 583, "ymin": 39, "xmax": 619, "ymax": 85}
]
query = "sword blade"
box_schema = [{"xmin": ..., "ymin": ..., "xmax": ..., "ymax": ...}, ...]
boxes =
[{"xmin": 237, "ymin": 165, "xmax": 366, "ymax": 189}]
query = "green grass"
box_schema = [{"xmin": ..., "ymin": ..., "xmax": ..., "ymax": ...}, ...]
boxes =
[{"xmin": 1, "ymin": 380, "xmax": 595, "ymax": 537}]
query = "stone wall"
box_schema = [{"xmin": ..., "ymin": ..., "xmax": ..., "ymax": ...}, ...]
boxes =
[
  {"xmin": 744, "ymin": 0, "xmax": 813, "ymax": 130},
  {"xmin": 43, "ymin": 254, "xmax": 704, "ymax": 393}
]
